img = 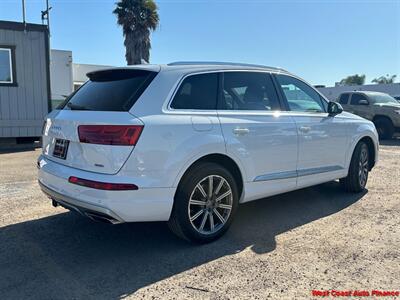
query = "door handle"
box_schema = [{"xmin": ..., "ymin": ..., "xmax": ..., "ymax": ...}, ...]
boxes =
[
  {"xmin": 233, "ymin": 128, "xmax": 250, "ymax": 136},
  {"xmin": 299, "ymin": 126, "xmax": 311, "ymax": 133}
]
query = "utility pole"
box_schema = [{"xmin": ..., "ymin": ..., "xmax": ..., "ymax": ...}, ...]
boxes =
[
  {"xmin": 22, "ymin": 0, "xmax": 26, "ymax": 31},
  {"xmin": 41, "ymin": 0, "xmax": 52, "ymax": 59},
  {"xmin": 41, "ymin": 0, "xmax": 51, "ymax": 35},
  {"xmin": 41, "ymin": 0, "xmax": 52, "ymax": 112}
]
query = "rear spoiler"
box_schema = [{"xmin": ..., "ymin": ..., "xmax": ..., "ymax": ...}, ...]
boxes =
[{"xmin": 87, "ymin": 65, "xmax": 161, "ymax": 80}]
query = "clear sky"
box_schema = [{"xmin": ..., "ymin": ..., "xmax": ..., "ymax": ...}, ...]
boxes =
[{"xmin": 1, "ymin": 0, "xmax": 399, "ymax": 86}]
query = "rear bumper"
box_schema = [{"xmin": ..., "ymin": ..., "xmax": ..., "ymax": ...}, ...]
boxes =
[
  {"xmin": 37, "ymin": 155, "xmax": 175, "ymax": 222},
  {"xmin": 39, "ymin": 181, "xmax": 123, "ymax": 224}
]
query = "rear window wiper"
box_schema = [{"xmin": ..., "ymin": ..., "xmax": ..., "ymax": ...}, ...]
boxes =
[{"xmin": 66, "ymin": 103, "xmax": 90, "ymax": 110}]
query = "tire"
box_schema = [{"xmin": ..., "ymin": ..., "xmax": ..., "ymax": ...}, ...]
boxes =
[
  {"xmin": 168, "ymin": 162, "xmax": 239, "ymax": 243},
  {"xmin": 340, "ymin": 141, "xmax": 369, "ymax": 193},
  {"xmin": 374, "ymin": 118, "xmax": 394, "ymax": 140}
]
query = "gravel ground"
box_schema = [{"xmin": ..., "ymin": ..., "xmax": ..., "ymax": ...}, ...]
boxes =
[{"xmin": 0, "ymin": 140, "xmax": 399, "ymax": 299}]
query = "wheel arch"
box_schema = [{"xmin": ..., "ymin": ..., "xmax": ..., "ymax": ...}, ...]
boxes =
[
  {"xmin": 174, "ymin": 153, "xmax": 245, "ymax": 201},
  {"xmin": 350, "ymin": 135, "xmax": 377, "ymax": 170},
  {"xmin": 359, "ymin": 136, "xmax": 376, "ymax": 170},
  {"xmin": 372, "ymin": 115, "xmax": 394, "ymax": 125}
]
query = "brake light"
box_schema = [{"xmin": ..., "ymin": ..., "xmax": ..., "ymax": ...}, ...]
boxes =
[
  {"xmin": 68, "ymin": 176, "xmax": 138, "ymax": 190},
  {"xmin": 78, "ymin": 125, "xmax": 143, "ymax": 146},
  {"xmin": 42, "ymin": 120, "xmax": 47, "ymax": 135}
]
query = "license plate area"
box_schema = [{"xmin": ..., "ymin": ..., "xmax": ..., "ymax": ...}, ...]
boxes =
[{"xmin": 53, "ymin": 139, "xmax": 69, "ymax": 160}]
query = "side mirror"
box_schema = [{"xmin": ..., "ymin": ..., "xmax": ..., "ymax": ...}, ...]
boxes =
[
  {"xmin": 358, "ymin": 99, "xmax": 369, "ymax": 105},
  {"xmin": 328, "ymin": 101, "xmax": 343, "ymax": 116}
]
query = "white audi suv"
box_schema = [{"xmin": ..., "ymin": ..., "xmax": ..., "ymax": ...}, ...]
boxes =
[{"xmin": 38, "ymin": 62, "xmax": 379, "ymax": 243}]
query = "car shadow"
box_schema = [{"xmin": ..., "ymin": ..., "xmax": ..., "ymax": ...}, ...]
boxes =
[
  {"xmin": 0, "ymin": 181, "xmax": 366, "ymax": 299},
  {"xmin": 0, "ymin": 144, "xmax": 40, "ymax": 154},
  {"xmin": 379, "ymin": 137, "xmax": 400, "ymax": 146}
]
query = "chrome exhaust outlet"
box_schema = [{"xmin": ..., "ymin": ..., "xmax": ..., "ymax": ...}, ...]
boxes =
[
  {"xmin": 85, "ymin": 212, "xmax": 119, "ymax": 224},
  {"xmin": 51, "ymin": 198, "xmax": 121, "ymax": 224}
]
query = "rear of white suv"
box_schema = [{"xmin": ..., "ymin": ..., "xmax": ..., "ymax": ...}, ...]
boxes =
[
  {"xmin": 38, "ymin": 63, "xmax": 378, "ymax": 243},
  {"xmin": 39, "ymin": 66, "xmax": 177, "ymax": 223}
]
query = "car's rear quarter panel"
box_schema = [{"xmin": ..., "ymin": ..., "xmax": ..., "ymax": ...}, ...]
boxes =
[
  {"xmin": 126, "ymin": 69, "xmax": 228, "ymax": 189},
  {"xmin": 121, "ymin": 111, "xmax": 226, "ymax": 188}
]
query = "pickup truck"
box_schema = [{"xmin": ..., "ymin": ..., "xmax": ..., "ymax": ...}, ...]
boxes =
[{"xmin": 338, "ymin": 91, "xmax": 400, "ymax": 139}]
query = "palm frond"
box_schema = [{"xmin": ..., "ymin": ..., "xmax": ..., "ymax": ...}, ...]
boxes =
[{"xmin": 114, "ymin": 0, "xmax": 159, "ymax": 65}]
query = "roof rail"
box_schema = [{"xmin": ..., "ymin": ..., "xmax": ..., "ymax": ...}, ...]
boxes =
[{"xmin": 168, "ymin": 61, "xmax": 285, "ymax": 71}]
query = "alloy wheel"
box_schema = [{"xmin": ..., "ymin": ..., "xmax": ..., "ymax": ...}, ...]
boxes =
[
  {"xmin": 188, "ymin": 175, "xmax": 233, "ymax": 235},
  {"xmin": 358, "ymin": 146, "xmax": 369, "ymax": 187}
]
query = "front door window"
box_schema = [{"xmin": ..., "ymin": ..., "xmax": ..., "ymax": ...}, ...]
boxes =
[{"xmin": 276, "ymin": 74, "xmax": 326, "ymax": 113}]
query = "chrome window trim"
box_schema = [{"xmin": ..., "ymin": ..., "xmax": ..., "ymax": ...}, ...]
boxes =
[{"xmin": 164, "ymin": 69, "xmax": 282, "ymax": 114}]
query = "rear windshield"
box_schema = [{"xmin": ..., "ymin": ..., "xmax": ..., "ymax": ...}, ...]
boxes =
[{"xmin": 62, "ymin": 69, "xmax": 157, "ymax": 111}]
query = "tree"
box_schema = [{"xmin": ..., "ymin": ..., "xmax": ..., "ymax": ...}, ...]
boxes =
[
  {"xmin": 113, "ymin": 0, "xmax": 159, "ymax": 65},
  {"xmin": 372, "ymin": 74, "xmax": 397, "ymax": 84},
  {"xmin": 339, "ymin": 74, "xmax": 366, "ymax": 86}
]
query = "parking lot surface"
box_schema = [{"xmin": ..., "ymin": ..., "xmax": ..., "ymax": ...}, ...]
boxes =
[{"xmin": 0, "ymin": 140, "xmax": 399, "ymax": 299}]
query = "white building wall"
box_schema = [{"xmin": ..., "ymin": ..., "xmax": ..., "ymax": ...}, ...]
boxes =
[
  {"xmin": 50, "ymin": 50, "xmax": 113, "ymax": 108},
  {"xmin": 50, "ymin": 49, "xmax": 73, "ymax": 105},
  {"xmin": 73, "ymin": 63, "xmax": 112, "ymax": 88}
]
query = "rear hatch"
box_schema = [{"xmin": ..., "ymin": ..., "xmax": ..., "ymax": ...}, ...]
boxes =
[{"xmin": 42, "ymin": 68, "xmax": 157, "ymax": 174}]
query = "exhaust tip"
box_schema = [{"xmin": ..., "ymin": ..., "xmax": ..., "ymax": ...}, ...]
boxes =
[
  {"xmin": 48, "ymin": 196, "xmax": 122, "ymax": 224},
  {"xmin": 85, "ymin": 212, "xmax": 117, "ymax": 224}
]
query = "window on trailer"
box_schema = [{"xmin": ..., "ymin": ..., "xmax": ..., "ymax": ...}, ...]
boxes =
[{"xmin": 0, "ymin": 47, "xmax": 14, "ymax": 84}]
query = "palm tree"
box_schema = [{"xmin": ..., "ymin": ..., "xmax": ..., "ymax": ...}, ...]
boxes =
[
  {"xmin": 372, "ymin": 74, "xmax": 397, "ymax": 84},
  {"xmin": 339, "ymin": 74, "xmax": 366, "ymax": 86},
  {"xmin": 113, "ymin": 0, "xmax": 159, "ymax": 65}
]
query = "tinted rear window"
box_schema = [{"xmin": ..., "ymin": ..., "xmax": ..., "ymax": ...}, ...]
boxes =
[
  {"xmin": 171, "ymin": 73, "xmax": 218, "ymax": 110},
  {"xmin": 338, "ymin": 93, "xmax": 350, "ymax": 104},
  {"xmin": 221, "ymin": 72, "xmax": 281, "ymax": 110},
  {"xmin": 350, "ymin": 93, "xmax": 367, "ymax": 105},
  {"xmin": 63, "ymin": 69, "xmax": 157, "ymax": 111}
]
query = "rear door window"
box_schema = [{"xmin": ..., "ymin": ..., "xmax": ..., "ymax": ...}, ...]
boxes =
[
  {"xmin": 338, "ymin": 93, "xmax": 350, "ymax": 105},
  {"xmin": 350, "ymin": 93, "xmax": 368, "ymax": 105},
  {"xmin": 171, "ymin": 73, "xmax": 218, "ymax": 110},
  {"xmin": 220, "ymin": 72, "xmax": 281, "ymax": 111},
  {"xmin": 64, "ymin": 69, "xmax": 157, "ymax": 111}
]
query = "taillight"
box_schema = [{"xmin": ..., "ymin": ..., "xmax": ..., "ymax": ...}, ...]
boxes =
[
  {"xmin": 78, "ymin": 125, "xmax": 143, "ymax": 146},
  {"xmin": 42, "ymin": 120, "xmax": 47, "ymax": 135},
  {"xmin": 68, "ymin": 176, "xmax": 138, "ymax": 190}
]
